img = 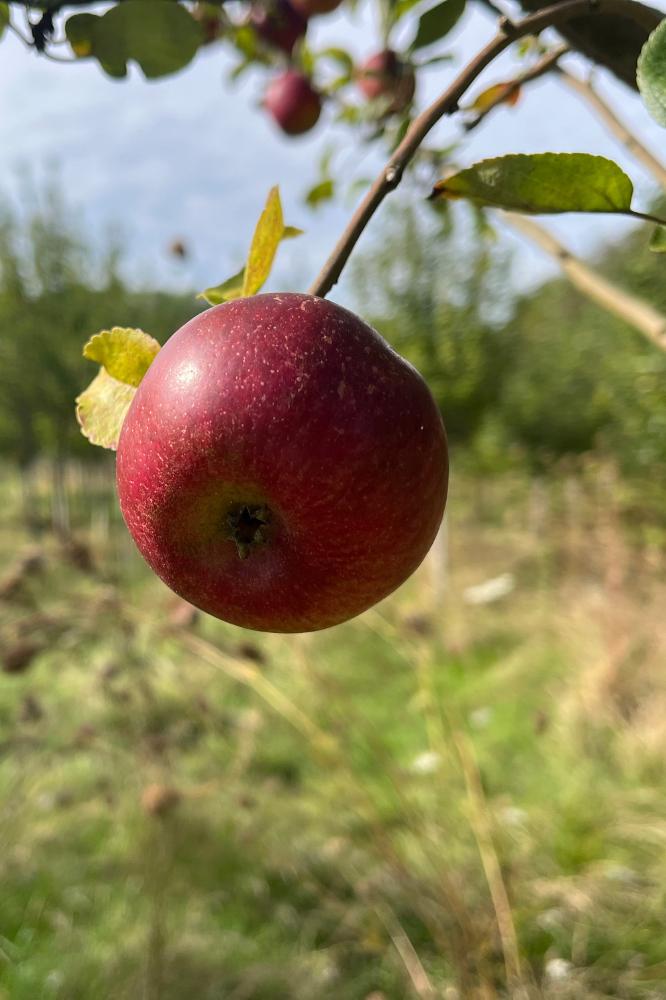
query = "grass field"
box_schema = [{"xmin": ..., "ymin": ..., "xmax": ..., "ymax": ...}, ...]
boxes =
[{"xmin": 1, "ymin": 460, "xmax": 665, "ymax": 1000}]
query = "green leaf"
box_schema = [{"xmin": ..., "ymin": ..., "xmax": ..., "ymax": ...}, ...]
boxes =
[
  {"xmin": 393, "ymin": 0, "xmax": 423, "ymax": 21},
  {"xmin": 232, "ymin": 23, "xmax": 264, "ymax": 60},
  {"xmin": 65, "ymin": 12, "xmax": 98, "ymax": 56},
  {"xmin": 638, "ymin": 19, "xmax": 666, "ymax": 127},
  {"xmin": 82, "ymin": 327, "xmax": 161, "ymax": 387},
  {"xmin": 76, "ymin": 368, "xmax": 137, "ymax": 450},
  {"xmin": 649, "ymin": 225, "xmax": 666, "ymax": 252},
  {"xmin": 430, "ymin": 153, "xmax": 634, "ymax": 214},
  {"xmin": 67, "ymin": 2, "xmax": 203, "ymax": 79},
  {"xmin": 319, "ymin": 51, "xmax": 353, "ymax": 91},
  {"xmin": 0, "ymin": 3, "xmax": 10, "ymax": 39},
  {"xmin": 197, "ymin": 267, "xmax": 246, "ymax": 305},
  {"xmin": 305, "ymin": 179, "xmax": 335, "ymax": 208},
  {"xmin": 412, "ymin": 0, "xmax": 465, "ymax": 50},
  {"xmin": 300, "ymin": 42, "xmax": 316, "ymax": 78},
  {"xmin": 319, "ymin": 46, "xmax": 354, "ymax": 74},
  {"xmin": 242, "ymin": 186, "xmax": 285, "ymax": 297}
]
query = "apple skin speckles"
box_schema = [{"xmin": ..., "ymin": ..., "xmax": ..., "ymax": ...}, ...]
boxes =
[{"xmin": 116, "ymin": 292, "xmax": 448, "ymax": 633}]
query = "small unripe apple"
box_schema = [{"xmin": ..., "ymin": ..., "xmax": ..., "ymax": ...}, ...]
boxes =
[
  {"xmin": 117, "ymin": 294, "xmax": 448, "ymax": 633},
  {"xmin": 250, "ymin": 0, "xmax": 307, "ymax": 54},
  {"xmin": 291, "ymin": 0, "xmax": 343, "ymax": 14},
  {"xmin": 357, "ymin": 49, "xmax": 416, "ymax": 114},
  {"xmin": 264, "ymin": 70, "xmax": 321, "ymax": 135}
]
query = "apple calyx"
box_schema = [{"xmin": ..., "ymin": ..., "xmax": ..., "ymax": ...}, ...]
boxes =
[{"xmin": 226, "ymin": 503, "xmax": 272, "ymax": 559}]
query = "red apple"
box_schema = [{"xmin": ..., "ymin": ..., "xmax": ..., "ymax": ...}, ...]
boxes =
[
  {"xmin": 264, "ymin": 70, "xmax": 321, "ymax": 135},
  {"xmin": 250, "ymin": 0, "xmax": 307, "ymax": 55},
  {"xmin": 291, "ymin": 0, "xmax": 343, "ymax": 14},
  {"xmin": 116, "ymin": 294, "xmax": 448, "ymax": 633},
  {"xmin": 357, "ymin": 49, "xmax": 416, "ymax": 114}
]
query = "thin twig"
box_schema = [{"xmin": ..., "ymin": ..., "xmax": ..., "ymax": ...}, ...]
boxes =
[
  {"xmin": 559, "ymin": 67, "xmax": 666, "ymax": 190},
  {"xmin": 502, "ymin": 210, "xmax": 666, "ymax": 352},
  {"xmin": 307, "ymin": 0, "xmax": 662, "ymax": 299},
  {"xmin": 628, "ymin": 208, "xmax": 666, "ymax": 226},
  {"xmin": 7, "ymin": 20, "xmax": 76, "ymax": 61},
  {"xmin": 464, "ymin": 43, "xmax": 570, "ymax": 131}
]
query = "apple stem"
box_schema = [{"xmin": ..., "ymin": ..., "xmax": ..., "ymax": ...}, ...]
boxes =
[{"xmin": 306, "ymin": 0, "xmax": 661, "ymax": 299}]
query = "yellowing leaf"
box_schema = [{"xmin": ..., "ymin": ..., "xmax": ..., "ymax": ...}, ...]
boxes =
[
  {"xmin": 76, "ymin": 369, "xmax": 136, "ymax": 450},
  {"xmin": 242, "ymin": 187, "xmax": 285, "ymax": 297},
  {"xmin": 65, "ymin": 12, "xmax": 97, "ymax": 56},
  {"xmin": 77, "ymin": 326, "xmax": 160, "ymax": 450},
  {"xmin": 469, "ymin": 82, "xmax": 521, "ymax": 113},
  {"xmin": 199, "ymin": 186, "xmax": 303, "ymax": 305},
  {"xmin": 83, "ymin": 327, "xmax": 160, "ymax": 387},
  {"xmin": 198, "ymin": 267, "xmax": 246, "ymax": 305},
  {"xmin": 72, "ymin": 39, "xmax": 93, "ymax": 57},
  {"xmin": 430, "ymin": 153, "xmax": 634, "ymax": 215}
]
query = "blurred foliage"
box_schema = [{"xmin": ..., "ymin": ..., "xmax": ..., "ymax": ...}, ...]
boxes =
[
  {"xmin": 1, "ymin": 461, "xmax": 666, "ymax": 998},
  {"xmin": 351, "ymin": 199, "xmax": 666, "ymax": 477},
  {"xmin": 351, "ymin": 198, "xmax": 512, "ymax": 445},
  {"xmin": 500, "ymin": 221, "xmax": 666, "ymax": 474},
  {"xmin": 2, "ymin": 187, "xmax": 666, "ymax": 485},
  {"xmin": 0, "ymin": 189, "xmax": 198, "ymax": 466}
]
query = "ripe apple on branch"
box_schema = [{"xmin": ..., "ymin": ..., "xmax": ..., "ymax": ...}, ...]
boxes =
[
  {"xmin": 67, "ymin": 0, "xmax": 666, "ymax": 631},
  {"xmin": 77, "ymin": 188, "xmax": 448, "ymax": 632}
]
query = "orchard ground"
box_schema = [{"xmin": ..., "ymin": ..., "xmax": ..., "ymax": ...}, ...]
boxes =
[{"xmin": 1, "ymin": 460, "xmax": 666, "ymax": 999}]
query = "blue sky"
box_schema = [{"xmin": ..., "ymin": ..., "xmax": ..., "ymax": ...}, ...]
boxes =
[{"xmin": 0, "ymin": 2, "xmax": 664, "ymax": 304}]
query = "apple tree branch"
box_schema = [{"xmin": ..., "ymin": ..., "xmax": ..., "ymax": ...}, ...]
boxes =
[{"xmin": 307, "ymin": 0, "xmax": 662, "ymax": 299}]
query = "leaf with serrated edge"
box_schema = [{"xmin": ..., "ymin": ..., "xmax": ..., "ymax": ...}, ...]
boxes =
[
  {"xmin": 412, "ymin": 0, "xmax": 465, "ymax": 51},
  {"xmin": 638, "ymin": 20, "xmax": 666, "ymax": 128},
  {"xmin": 83, "ymin": 327, "xmax": 160, "ymax": 387},
  {"xmin": 242, "ymin": 187, "xmax": 285, "ymax": 297},
  {"xmin": 431, "ymin": 153, "xmax": 634, "ymax": 214},
  {"xmin": 650, "ymin": 225, "xmax": 666, "ymax": 252},
  {"xmin": 76, "ymin": 369, "xmax": 136, "ymax": 450},
  {"xmin": 198, "ymin": 267, "xmax": 246, "ymax": 305}
]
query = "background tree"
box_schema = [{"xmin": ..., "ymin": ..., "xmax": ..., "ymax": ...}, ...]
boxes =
[
  {"xmin": 0, "ymin": 189, "xmax": 196, "ymax": 466},
  {"xmin": 351, "ymin": 199, "xmax": 510, "ymax": 443}
]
